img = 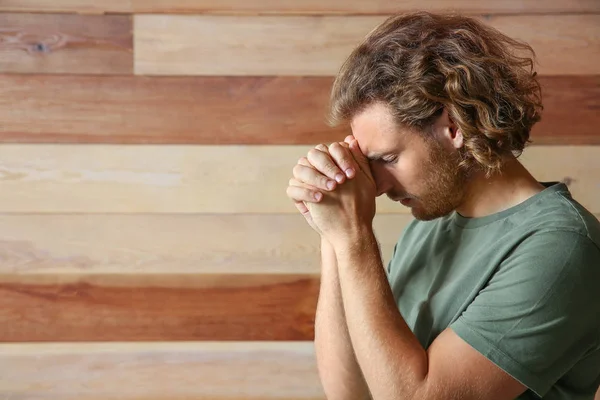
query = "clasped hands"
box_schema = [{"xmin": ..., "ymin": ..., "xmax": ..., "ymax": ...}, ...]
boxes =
[{"xmin": 286, "ymin": 135, "xmax": 377, "ymax": 248}]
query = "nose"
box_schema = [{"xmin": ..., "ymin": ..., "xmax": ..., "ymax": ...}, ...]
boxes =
[
  {"xmin": 371, "ymin": 164, "xmax": 394, "ymax": 197},
  {"xmin": 376, "ymin": 182, "xmax": 393, "ymax": 197}
]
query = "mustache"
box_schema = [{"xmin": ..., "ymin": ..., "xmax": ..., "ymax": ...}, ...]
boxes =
[{"xmin": 387, "ymin": 193, "xmax": 410, "ymax": 201}]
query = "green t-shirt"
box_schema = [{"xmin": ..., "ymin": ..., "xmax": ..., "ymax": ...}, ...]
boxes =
[{"xmin": 386, "ymin": 182, "xmax": 600, "ymax": 399}]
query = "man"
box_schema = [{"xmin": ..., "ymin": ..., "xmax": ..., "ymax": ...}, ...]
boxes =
[{"xmin": 286, "ymin": 11, "xmax": 600, "ymax": 400}]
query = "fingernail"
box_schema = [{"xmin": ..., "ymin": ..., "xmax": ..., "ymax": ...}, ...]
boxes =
[
  {"xmin": 335, "ymin": 174, "xmax": 344, "ymax": 183},
  {"xmin": 345, "ymin": 168, "xmax": 355, "ymax": 178},
  {"xmin": 314, "ymin": 192, "xmax": 322, "ymax": 201},
  {"xmin": 327, "ymin": 180, "xmax": 335, "ymax": 190}
]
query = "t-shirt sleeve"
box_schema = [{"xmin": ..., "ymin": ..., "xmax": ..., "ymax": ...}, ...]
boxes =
[{"xmin": 449, "ymin": 230, "xmax": 600, "ymax": 397}]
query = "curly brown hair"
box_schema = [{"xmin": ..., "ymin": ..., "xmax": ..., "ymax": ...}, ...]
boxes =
[{"xmin": 329, "ymin": 11, "xmax": 543, "ymax": 176}]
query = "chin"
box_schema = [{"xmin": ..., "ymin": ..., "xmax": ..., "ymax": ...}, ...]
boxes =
[{"xmin": 411, "ymin": 204, "xmax": 453, "ymax": 221}]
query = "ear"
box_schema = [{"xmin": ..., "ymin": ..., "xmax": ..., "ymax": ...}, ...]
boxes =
[{"xmin": 446, "ymin": 111, "xmax": 464, "ymax": 149}]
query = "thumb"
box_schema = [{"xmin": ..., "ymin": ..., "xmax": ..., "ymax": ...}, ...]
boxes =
[
  {"xmin": 349, "ymin": 139, "xmax": 375, "ymax": 186},
  {"xmin": 349, "ymin": 139, "xmax": 370, "ymax": 174}
]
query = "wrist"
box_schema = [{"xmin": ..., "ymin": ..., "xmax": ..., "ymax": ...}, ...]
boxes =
[
  {"xmin": 331, "ymin": 225, "xmax": 377, "ymax": 259},
  {"xmin": 320, "ymin": 236, "xmax": 337, "ymax": 271}
]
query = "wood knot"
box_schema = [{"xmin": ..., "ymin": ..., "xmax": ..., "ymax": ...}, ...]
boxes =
[{"xmin": 32, "ymin": 42, "xmax": 49, "ymax": 53}]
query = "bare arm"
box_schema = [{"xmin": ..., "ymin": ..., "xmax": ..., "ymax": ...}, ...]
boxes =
[
  {"xmin": 314, "ymin": 238, "xmax": 371, "ymax": 400},
  {"xmin": 289, "ymin": 138, "xmax": 529, "ymax": 399}
]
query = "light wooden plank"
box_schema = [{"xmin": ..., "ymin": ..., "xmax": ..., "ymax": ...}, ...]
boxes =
[
  {"xmin": 134, "ymin": 15, "xmax": 378, "ymax": 76},
  {"xmin": 135, "ymin": 14, "xmax": 600, "ymax": 76},
  {"xmin": 1, "ymin": 0, "xmax": 599, "ymax": 14},
  {"xmin": 0, "ymin": 214, "xmax": 409, "ymax": 274},
  {"xmin": 0, "ymin": 273, "xmax": 318, "ymax": 341},
  {"xmin": 0, "ymin": 145, "xmax": 597, "ymax": 214},
  {"xmin": 0, "ymin": 13, "xmax": 132, "ymax": 75},
  {"xmin": 486, "ymin": 14, "xmax": 600, "ymax": 76},
  {"xmin": 0, "ymin": 342, "xmax": 324, "ymax": 399},
  {"xmin": 1, "ymin": 75, "xmax": 598, "ymax": 144}
]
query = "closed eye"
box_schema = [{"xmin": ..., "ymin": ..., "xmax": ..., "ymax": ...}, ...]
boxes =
[{"xmin": 383, "ymin": 155, "xmax": 398, "ymax": 164}]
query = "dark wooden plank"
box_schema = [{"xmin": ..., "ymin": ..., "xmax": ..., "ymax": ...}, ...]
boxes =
[
  {"xmin": 0, "ymin": 75, "xmax": 339, "ymax": 144},
  {"xmin": 532, "ymin": 76, "xmax": 600, "ymax": 145},
  {"xmin": 0, "ymin": 13, "xmax": 132, "ymax": 74},
  {"xmin": 0, "ymin": 75, "xmax": 598, "ymax": 145},
  {"xmin": 0, "ymin": 274, "xmax": 319, "ymax": 341},
  {"xmin": 1, "ymin": 0, "xmax": 598, "ymax": 15}
]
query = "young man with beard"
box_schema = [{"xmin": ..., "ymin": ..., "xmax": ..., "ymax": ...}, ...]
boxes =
[{"xmin": 286, "ymin": 11, "xmax": 600, "ymax": 400}]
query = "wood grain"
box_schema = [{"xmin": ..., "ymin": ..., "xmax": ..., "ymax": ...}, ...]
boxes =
[
  {"xmin": 0, "ymin": 13, "xmax": 132, "ymax": 74},
  {"xmin": 0, "ymin": 214, "xmax": 409, "ymax": 275},
  {"xmin": 0, "ymin": 75, "xmax": 598, "ymax": 144},
  {"xmin": 533, "ymin": 76, "xmax": 600, "ymax": 145},
  {"xmin": 0, "ymin": 75, "xmax": 338, "ymax": 144},
  {"xmin": 0, "ymin": 145, "xmax": 597, "ymax": 214},
  {"xmin": 0, "ymin": 342, "xmax": 324, "ymax": 399},
  {"xmin": 135, "ymin": 14, "xmax": 600, "ymax": 76},
  {"xmin": 0, "ymin": 0, "xmax": 132, "ymax": 14},
  {"xmin": 134, "ymin": 15, "xmax": 377, "ymax": 76},
  {"xmin": 1, "ymin": 0, "xmax": 598, "ymax": 15},
  {"xmin": 0, "ymin": 273, "xmax": 319, "ymax": 341}
]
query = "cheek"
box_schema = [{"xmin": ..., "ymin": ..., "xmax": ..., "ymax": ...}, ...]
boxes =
[{"xmin": 392, "ymin": 157, "xmax": 418, "ymax": 185}]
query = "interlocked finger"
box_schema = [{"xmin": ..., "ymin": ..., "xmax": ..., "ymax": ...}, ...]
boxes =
[
  {"xmin": 293, "ymin": 163, "xmax": 336, "ymax": 191},
  {"xmin": 307, "ymin": 146, "xmax": 346, "ymax": 184},
  {"xmin": 287, "ymin": 178, "xmax": 323, "ymax": 203},
  {"xmin": 328, "ymin": 142, "xmax": 357, "ymax": 179}
]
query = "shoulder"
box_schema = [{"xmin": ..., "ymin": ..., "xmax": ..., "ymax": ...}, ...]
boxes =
[
  {"xmin": 497, "ymin": 228, "xmax": 599, "ymax": 296},
  {"xmin": 515, "ymin": 183, "xmax": 600, "ymax": 247}
]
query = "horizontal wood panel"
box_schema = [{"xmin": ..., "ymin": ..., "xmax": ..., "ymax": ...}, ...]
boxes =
[
  {"xmin": 1, "ymin": 0, "xmax": 598, "ymax": 14},
  {"xmin": 0, "ymin": 273, "xmax": 318, "ymax": 341},
  {"xmin": 0, "ymin": 13, "xmax": 132, "ymax": 74},
  {"xmin": 0, "ymin": 342, "xmax": 324, "ymax": 399},
  {"xmin": 0, "ymin": 75, "xmax": 597, "ymax": 145},
  {"xmin": 0, "ymin": 0, "xmax": 133, "ymax": 14},
  {"xmin": 0, "ymin": 145, "xmax": 597, "ymax": 214},
  {"xmin": 0, "ymin": 214, "xmax": 409, "ymax": 274},
  {"xmin": 135, "ymin": 14, "xmax": 600, "ymax": 76},
  {"xmin": 534, "ymin": 76, "xmax": 600, "ymax": 145},
  {"xmin": 0, "ymin": 75, "xmax": 337, "ymax": 144}
]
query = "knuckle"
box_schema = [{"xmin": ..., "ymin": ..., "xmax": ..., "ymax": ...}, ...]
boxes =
[
  {"xmin": 292, "ymin": 164, "xmax": 302, "ymax": 176},
  {"xmin": 307, "ymin": 148, "xmax": 320, "ymax": 159},
  {"xmin": 326, "ymin": 163, "xmax": 340, "ymax": 175}
]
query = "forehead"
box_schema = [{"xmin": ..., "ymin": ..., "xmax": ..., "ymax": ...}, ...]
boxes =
[{"xmin": 349, "ymin": 103, "xmax": 404, "ymax": 157}]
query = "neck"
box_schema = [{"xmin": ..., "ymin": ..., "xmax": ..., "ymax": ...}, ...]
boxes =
[{"xmin": 456, "ymin": 156, "xmax": 546, "ymax": 218}]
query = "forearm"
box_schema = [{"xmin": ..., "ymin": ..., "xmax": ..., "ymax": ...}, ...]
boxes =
[
  {"xmin": 335, "ymin": 230, "xmax": 428, "ymax": 400},
  {"xmin": 314, "ymin": 238, "xmax": 371, "ymax": 400}
]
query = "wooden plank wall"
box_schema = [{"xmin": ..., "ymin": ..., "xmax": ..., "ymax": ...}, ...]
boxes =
[{"xmin": 0, "ymin": 1, "xmax": 598, "ymax": 398}]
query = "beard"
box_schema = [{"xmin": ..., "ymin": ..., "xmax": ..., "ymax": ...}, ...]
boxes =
[{"xmin": 400, "ymin": 139, "xmax": 470, "ymax": 221}]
